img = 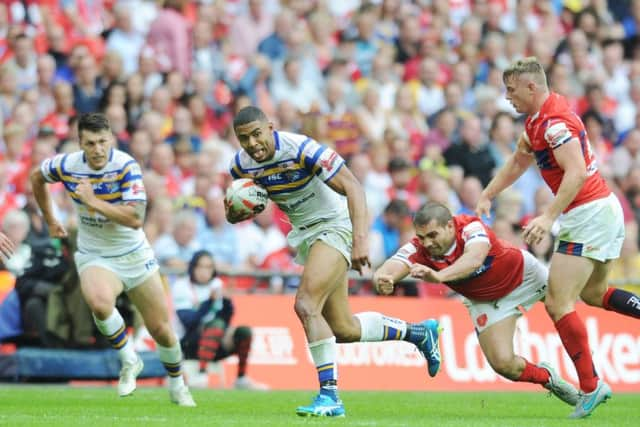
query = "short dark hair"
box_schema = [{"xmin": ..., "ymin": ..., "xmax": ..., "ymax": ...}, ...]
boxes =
[
  {"xmin": 78, "ymin": 113, "xmax": 111, "ymax": 136},
  {"xmin": 233, "ymin": 106, "xmax": 268, "ymax": 129},
  {"xmin": 384, "ymin": 199, "xmax": 411, "ymax": 217},
  {"xmin": 413, "ymin": 202, "xmax": 452, "ymax": 227}
]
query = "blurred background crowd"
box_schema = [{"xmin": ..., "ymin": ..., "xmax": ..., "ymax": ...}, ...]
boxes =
[{"xmin": 2, "ymin": 0, "xmax": 640, "ymax": 347}]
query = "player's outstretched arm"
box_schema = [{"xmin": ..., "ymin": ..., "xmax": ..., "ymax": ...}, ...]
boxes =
[
  {"xmin": 373, "ymin": 259, "xmax": 410, "ymax": 295},
  {"xmin": 326, "ymin": 166, "xmax": 370, "ymax": 274},
  {"xmin": 477, "ymin": 133, "xmax": 534, "ymax": 217},
  {"xmin": 30, "ymin": 167, "xmax": 68, "ymax": 238},
  {"xmin": 429, "ymin": 241, "xmax": 490, "ymax": 283}
]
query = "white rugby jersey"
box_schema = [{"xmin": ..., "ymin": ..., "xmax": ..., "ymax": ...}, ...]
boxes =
[
  {"xmin": 229, "ymin": 131, "xmax": 349, "ymax": 228},
  {"xmin": 40, "ymin": 149, "xmax": 148, "ymax": 257}
]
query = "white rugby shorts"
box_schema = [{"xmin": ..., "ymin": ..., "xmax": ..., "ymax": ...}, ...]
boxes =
[
  {"xmin": 555, "ymin": 193, "xmax": 625, "ymax": 262},
  {"xmin": 464, "ymin": 250, "xmax": 548, "ymax": 334},
  {"xmin": 287, "ymin": 217, "xmax": 352, "ymax": 267},
  {"xmin": 74, "ymin": 243, "xmax": 159, "ymax": 291}
]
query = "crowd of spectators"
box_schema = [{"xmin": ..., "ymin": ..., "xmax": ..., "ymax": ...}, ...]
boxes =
[{"xmin": 2, "ymin": 0, "xmax": 640, "ymax": 318}]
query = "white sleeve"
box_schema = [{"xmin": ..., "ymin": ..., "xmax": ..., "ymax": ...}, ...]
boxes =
[
  {"xmin": 298, "ymin": 139, "xmax": 345, "ymax": 182},
  {"xmin": 40, "ymin": 154, "xmax": 66, "ymax": 183},
  {"xmin": 390, "ymin": 242, "xmax": 417, "ymax": 267},
  {"xmin": 544, "ymin": 120, "xmax": 574, "ymax": 149},
  {"xmin": 461, "ymin": 221, "xmax": 491, "ymax": 248}
]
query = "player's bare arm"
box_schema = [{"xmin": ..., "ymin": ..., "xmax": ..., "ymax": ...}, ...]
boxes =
[
  {"xmin": 373, "ymin": 259, "xmax": 411, "ymax": 295},
  {"xmin": 414, "ymin": 242, "xmax": 490, "ymax": 284},
  {"xmin": 29, "ymin": 167, "xmax": 68, "ymax": 238},
  {"xmin": 477, "ymin": 133, "xmax": 534, "ymax": 217},
  {"xmin": 523, "ymin": 138, "xmax": 586, "ymax": 245},
  {"xmin": 326, "ymin": 166, "xmax": 371, "ymax": 274},
  {"xmin": 74, "ymin": 178, "xmax": 145, "ymax": 229}
]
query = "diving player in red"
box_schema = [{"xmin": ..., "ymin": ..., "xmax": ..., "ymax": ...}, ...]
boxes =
[
  {"xmin": 477, "ymin": 57, "xmax": 640, "ymax": 418},
  {"xmin": 374, "ymin": 202, "xmax": 579, "ymax": 410}
]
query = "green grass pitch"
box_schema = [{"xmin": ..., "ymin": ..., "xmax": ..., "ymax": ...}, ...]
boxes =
[{"xmin": 0, "ymin": 386, "xmax": 639, "ymax": 426}]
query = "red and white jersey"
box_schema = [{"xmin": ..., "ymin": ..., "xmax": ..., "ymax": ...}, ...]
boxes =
[
  {"xmin": 391, "ymin": 215, "xmax": 524, "ymax": 301},
  {"xmin": 524, "ymin": 92, "xmax": 610, "ymax": 212}
]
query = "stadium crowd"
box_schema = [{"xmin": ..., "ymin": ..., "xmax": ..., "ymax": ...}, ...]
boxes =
[{"xmin": 2, "ymin": 0, "xmax": 640, "ymax": 346}]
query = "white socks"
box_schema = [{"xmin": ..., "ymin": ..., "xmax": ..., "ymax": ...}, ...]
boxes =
[
  {"xmin": 157, "ymin": 342, "xmax": 185, "ymax": 389},
  {"xmin": 355, "ymin": 312, "xmax": 408, "ymax": 342},
  {"xmin": 93, "ymin": 309, "xmax": 138, "ymax": 364}
]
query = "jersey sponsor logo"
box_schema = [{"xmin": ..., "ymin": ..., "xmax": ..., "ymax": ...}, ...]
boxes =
[
  {"xmin": 144, "ymin": 259, "xmax": 157, "ymax": 271},
  {"xmin": 320, "ymin": 151, "xmax": 338, "ymax": 172},
  {"xmin": 267, "ymin": 173, "xmax": 283, "ymax": 182},
  {"xmin": 462, "ymin": 222, "xmax": 487, "ymax": 242},
  {"xmin": 131, "ymin": 182, "xmax": 144, "ymax": 195},
  {"xmin": 476, "ymin": 314, "xmax": 488, "ymax": 328},
  {"xmin": 544, "ymin": 121, "xmax": 572, "ymax": 149},
  {"xmin": 280, "ymin": 192, "xmax": 315, "ymax": 210}
]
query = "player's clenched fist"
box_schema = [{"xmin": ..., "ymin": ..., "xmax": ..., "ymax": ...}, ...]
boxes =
[
  {"xmin": 75, "ymin": 178, "xmax": 96, "ymax": 204},
  {"xmin": 373, "ymin": 273, "xmax": 395, "ymax": 295}
]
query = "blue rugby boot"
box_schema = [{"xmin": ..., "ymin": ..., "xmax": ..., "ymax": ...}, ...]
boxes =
[
  {"xmin": 418, "ymin": 319, "xmax": 442, "ymax": 377},
  {"xmin": 296, "ymin": 393, "xmax": 345, "ymax": 417},
  {"xmin": 569, "ymin": 379, "xmax": 612, "ymax": 419}
]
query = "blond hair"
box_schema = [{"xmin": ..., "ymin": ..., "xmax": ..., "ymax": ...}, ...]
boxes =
[{"xmin": 503, "ymin": 57, "xmax": 547, "ymax": 87}]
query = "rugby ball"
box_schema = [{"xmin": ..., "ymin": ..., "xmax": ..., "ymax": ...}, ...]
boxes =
[{"xmin": 225, "ymin": 178, "xmax": 269, "ymax": 216}]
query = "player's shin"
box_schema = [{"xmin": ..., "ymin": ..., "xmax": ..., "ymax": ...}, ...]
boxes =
[
  {"xmin": 602, "ymin": 288, "xmax": 640, "ymax": 318},
  {"xmin": 309, "ymin": 336, "xmax": 339, "ymax": 399},
  {"xmin": 354, "ymin": 311, "xmax": 408, "ymax": 341},
  {"xmin": 555, "ymin": 311, "xmax": 599, "ymax": 393},
  {"xmin": 93, "ymin": 309, "xmax": 138, "ymax": 364}
]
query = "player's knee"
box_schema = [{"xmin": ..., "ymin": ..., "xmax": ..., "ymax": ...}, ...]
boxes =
[
  {"xmin": 488, "ymin": 354, "xmax": 518, "ymax": 379},
  {"xmin": 146, "ymin": 320, "xmax": 174, "ymax": 345},
  {"xmin": 329, "ymin": 316, "xmax": 360, "ymax": 343},
  {"xmin": 87, "ymin": 296, "xmax": 115, "ymax": 319},
  {"xmin": 332, "ymin": 326, "xmax": 359, "ymax": 343},
  {"xmin": 293, "ymin": 293, "xmax": 320, "ymax": 323},
  {"xmin": 580, "ymin": 287, "xmax": 605, "ymax": 307},
  {"xmin": 543, "ymin": 295, "xmax": 565, "ymax": 321}
]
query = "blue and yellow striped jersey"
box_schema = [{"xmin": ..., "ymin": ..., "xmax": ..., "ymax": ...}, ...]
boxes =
[
  {"xmin": 229, "ymin": 130, "xmax": 349, "ymax": 228},
  {"xmin": 40, "ymin": 149, "xmax": 148, "ymax": 257}
]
